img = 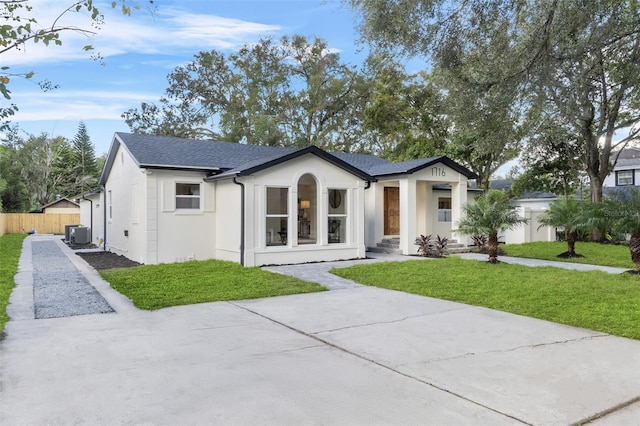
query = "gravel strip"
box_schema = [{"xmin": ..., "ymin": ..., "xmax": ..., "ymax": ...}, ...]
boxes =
[{"xmin": 32, "ymin": 240, "xmax": 114, "ymax": 319}]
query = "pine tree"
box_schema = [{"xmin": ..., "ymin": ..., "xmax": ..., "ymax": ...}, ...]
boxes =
[{"xmin": 71, "ymin": 122, "xmax": 98, "ymax": 194}]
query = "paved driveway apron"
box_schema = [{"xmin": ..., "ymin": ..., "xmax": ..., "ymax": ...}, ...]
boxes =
[{"xmin": 1, "ymin": 235, "xmax": 639, "ymax": 425}]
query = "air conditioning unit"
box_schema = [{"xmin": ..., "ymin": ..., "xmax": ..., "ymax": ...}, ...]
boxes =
[
  {"xmin": 65, "ymin": 224, "xmax": 80, "ymax": 242},
  {"xmin": 70, "ymin": 227, "xmax": 91, "ymax": 244}
]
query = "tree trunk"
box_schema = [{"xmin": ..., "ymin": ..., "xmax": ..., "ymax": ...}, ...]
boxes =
[
  {"xmin": 630, "ymin": 233, "xmax": 640, "ymax": 272},
  {"xmin": 566, "ymin": 230, "xmax": 577, "ymax": 257},
  {"xmin": 488, "ymin": 232, "xmax": 499, "ymax": 264}
]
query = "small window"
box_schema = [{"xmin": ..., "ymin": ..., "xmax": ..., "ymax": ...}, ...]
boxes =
[
  {"xmin": 176, "ymin": 183, "xmax": 201, "ymax": 209},
  {"xmin": 616, "ymin": 170, "xmax": 634, "ymax": 186},
  {"xmin": 438, "ymin": 197, "xmax": 452, "ymax": 222},
  {"xmin": 108, "ymin": 190, "xmax": 113, "ymax": 220}
]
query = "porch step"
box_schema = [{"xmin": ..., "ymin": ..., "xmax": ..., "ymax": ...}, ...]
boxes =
[
  {"xmin": 367, "ymin": 238, "xmax": 472, "ymax": 255},
  {"xmin": 367, "ymin": 246, "xmax": 403, "ymax": 255},
  {"xmin": 367, "ymin": 237, "xmax": 401, "ymax": 254}
]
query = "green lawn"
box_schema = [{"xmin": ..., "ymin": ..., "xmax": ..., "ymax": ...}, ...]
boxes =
[
  {"xmin": 502, "ymin": 241, "xmax": 634, "ymax": 269},
  {"xmin": 0, "ymin": 233, "xmax": 27, "ymax": 335},
  {"xmin": 100, "ymin": 259, "xmax": 326, "ymax": 310},
  {"xmin": 331, "ymin": 257, "xmax": 640, "ymax": 340}
]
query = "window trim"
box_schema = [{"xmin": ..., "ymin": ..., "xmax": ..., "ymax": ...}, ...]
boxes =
[
  {"xmin": 175, "ymin": 182, "xmax": 202, "ymax": 210},
  {"xmin": 327, "ymin": 188, "xmax": 347, "ymax": 244},
  {"xmin": 265, "ymin": 186, "xmax": 290, "ymax": 247},
  {"xmin": 615, "ymin": 170, "xmax": 635, "ymax": 186},
  {"xmin": 437, "ymin": 197, "xmax": 452, "ymax": 223}
]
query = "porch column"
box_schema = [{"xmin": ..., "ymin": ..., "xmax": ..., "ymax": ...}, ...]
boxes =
[
  {"xmin": 451, "ymin": 181, "xmax": 468, "ymax": 244},
  {"xmin": 399, "ymin": 178, "xmax": 417, "ymax": 255}
]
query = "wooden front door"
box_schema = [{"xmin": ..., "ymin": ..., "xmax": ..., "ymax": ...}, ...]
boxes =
[{"xmin": 384, "ymin": 187, "xmax": 400, "ymax": 235}]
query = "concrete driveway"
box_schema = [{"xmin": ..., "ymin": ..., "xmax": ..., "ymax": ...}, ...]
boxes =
[{"xmin": 1, "ymin": 235, "xmax": 639, "ymax": 425}]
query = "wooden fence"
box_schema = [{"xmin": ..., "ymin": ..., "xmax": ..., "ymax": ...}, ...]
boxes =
[{"xmin": 0, "ymin": 213, "xmax": 81, "ymax": 235}]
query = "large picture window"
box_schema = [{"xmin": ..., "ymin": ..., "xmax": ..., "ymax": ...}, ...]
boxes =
[
  {"xmin": 176, "ymin": 183, "xmax": 201, "ymax": 209},
  {"xmin": 266, "ymin": 187, "xmax": 288, "ymax": 246},
  {"xmin": 328, "ymin": 189, "xmax": 347, "ymax": 244}
]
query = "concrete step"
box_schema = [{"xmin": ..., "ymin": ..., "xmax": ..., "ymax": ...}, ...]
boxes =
[
  {"xmin": 376, "ymin": 242, "xmax": 400, "ymax": 249},
  {"xmin": 367, "ymin": 246, "xmax": 403, "ymax": 255}
]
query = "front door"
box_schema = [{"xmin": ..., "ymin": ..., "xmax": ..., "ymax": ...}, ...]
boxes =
[{"xmin": 384, "ymin": 187, "xmax": 400, "ymax": 235}]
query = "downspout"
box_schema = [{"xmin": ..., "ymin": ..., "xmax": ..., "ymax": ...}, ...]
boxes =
[
  {"xmin": 81, "ymin": 194, "xmax": 93, "ymax": 243},
  {"xmin": 102, "ymin": 188, "xmax": 107, "ymax": 251},
  {"xmin": 232, "ymin": 177, "xmax": 245, "ymax": 266}
]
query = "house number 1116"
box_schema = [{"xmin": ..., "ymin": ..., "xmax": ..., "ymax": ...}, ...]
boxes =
[{"xmin": 431, "ymin": 167, "xmax": 446, "ymax": 177}]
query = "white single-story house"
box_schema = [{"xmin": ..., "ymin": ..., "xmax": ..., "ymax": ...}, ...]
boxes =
[{"xmin": 85, "ymin": 133, "xmax": 478, "ymax": 266}]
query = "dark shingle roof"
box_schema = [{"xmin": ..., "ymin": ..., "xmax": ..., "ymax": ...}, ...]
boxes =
[
  {"xmin": 100, "ymin": 133, "xmax": 477, "ymax": 184},
  {"xmin": 116, "ymin": 133, "xmax": 296, "ymax": 170}
]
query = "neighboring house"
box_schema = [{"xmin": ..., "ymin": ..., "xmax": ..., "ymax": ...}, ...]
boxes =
[
  {"xmin": 36, "ymin": 197, "xmax": 80, "ymax": 214},
  {"xmin": 473, "ymin": 180, "xmax": 558, "ymax": 244},
  {"xmin": 91, "ymin": 133, "xmax": 477, "ymax": 266},
  {"xmin": 603, "ymin": 147, "xmax": 640, "ymax": 188}
]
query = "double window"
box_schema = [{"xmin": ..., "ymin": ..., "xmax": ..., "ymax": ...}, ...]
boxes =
[
  {"xmin": 438, "ymin": 197, "xmax": 452, "ymax": 222},
  {"xmin": 616, "ymin": 170, "xmax": 635, "ymax": 186},
  {"xmin": 176, "ymin": 183, "xmax": 201, "ymax": 209}
]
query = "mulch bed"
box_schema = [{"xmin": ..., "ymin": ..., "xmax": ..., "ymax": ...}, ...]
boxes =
[{"xmin": 76, "ymin": 251, "xmax": 141, "ymax": 270}]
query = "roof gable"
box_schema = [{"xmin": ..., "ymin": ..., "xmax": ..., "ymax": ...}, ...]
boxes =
[
  {"xmin": 206, "ymin": 146, "xmax": 373, "ymax": 181},
  {"xmin": 368, "ymin": 156, "xmax": 477, "ymax": 179}
]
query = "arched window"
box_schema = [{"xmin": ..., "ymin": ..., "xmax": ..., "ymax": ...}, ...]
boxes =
[{"xmin": 297, "ymin": 174, "xmax": 317, "ymax": 244}]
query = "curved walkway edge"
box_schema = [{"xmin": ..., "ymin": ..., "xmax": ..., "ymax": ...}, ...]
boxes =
[{"xmin": 456, "ymin": 252, "xmax": 630, "ymax": 274}]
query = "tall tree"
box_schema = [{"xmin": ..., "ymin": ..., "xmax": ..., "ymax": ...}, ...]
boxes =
[
  {"xmin": 346, "ymin": 0, "xmax": 640, "ymax": 200},
  {"xmin": 363, "ymin": 57, "xmax": 449, "ymax": 160},
  {"xmin": 71, "ymin": 122, "xmax": 98, "ymax": 194},
  {"xmin": 123, "ymin": 35, "xmax": 373, "ymax": 152}
]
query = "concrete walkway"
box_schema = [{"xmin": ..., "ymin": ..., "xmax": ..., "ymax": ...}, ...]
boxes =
[{"xmin": 1, "ymin": 235, "xmax": 639, "ymax": 425}]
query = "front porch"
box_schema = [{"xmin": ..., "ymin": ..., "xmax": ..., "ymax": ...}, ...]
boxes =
[
  {"xmin": 364, "ymin": 161, "xmax": 477, "ymax": 256},
  {"xmin": 367, "ymin": 237, "xmax": 471, "ymax": 255}
]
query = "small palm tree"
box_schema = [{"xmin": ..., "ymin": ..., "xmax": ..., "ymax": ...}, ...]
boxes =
[
  {"xmin": 583, "ymin": 188, "xmax": 640, "ymax": 272},
  {"xmin": 456, "ymin": 190, "xmax": 528, "ymax": 263},
  {"xmin": 537, "ymin": 198, "xmax": 584, "ymax": 257}
]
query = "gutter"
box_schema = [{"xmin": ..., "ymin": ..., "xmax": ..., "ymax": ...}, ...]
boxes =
[{"xmin": 232, "ymin": 177, "xmax": 245, "ymax": 266}]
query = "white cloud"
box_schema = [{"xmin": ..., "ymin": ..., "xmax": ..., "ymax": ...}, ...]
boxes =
[
  {"xmin": 2, "ymin": 1, "xmax": 282, "ymax": 67},
  {"xmin": 11, "ymin": 89, "xmax": 157, "ymax": 121}
]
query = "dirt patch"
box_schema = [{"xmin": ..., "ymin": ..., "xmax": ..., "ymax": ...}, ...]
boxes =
[
  {"xmin": 556, "ymin": 252, "xmax": 585, "ymax": 259},
  {"xmin": 77, "ymin": 251, "xmax": 141, "ymax": 270}
]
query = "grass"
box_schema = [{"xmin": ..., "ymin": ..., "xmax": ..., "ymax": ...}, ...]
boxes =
[
  {"xmin": 0, "ymin": 233, "xmax": 27, "ymax": 335},
  {"xmin": 100, "ymin": 259, "xmax": 326, "ymax": 310},
  {"xmin": 502, "ymin": 241, "xmax": 634, "ymax": 269},
  {"xmin": 331, "ymin": 257, "xmax": 640, "ymax": 340}
]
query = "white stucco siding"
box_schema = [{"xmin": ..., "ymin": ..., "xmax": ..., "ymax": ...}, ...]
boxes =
[
  {"xmin": 214, "ymin": 180, "xmax": 241, "ymax": 263},
  {"xmin": 241, "ymin": 154, "xmax": 367, "ymax": 267},
  {"xmin": 366, "ymin": 163, "xmax": 470, "ymax": 254},
  {"xmin": 153, "ymin": 170, "xmax": 217, "ymax": 264},
  {"xmin": 104, "ymin": 145, "xmax": 147, "ymax": 263},
  {"xmin": 78, "ymin": 192, "xmax": 104, "ymax": 246}
]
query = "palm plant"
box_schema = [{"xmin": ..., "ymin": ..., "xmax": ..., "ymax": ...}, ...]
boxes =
[
  {"xmin": 456, "ymin": 190, "xmax": 528, "ymax": 263},
  {"xmin": 537, "ymin": 198, "xmax": 584, "ymax": 257},
  {"xmin": 582, "ymin": 188, "xmax": 640, "ymax": 272}
]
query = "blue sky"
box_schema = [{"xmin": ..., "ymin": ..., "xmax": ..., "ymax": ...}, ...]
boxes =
[{"xmin": 4, "ymin": 0, "xmax": 377, "ymax": 156}]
